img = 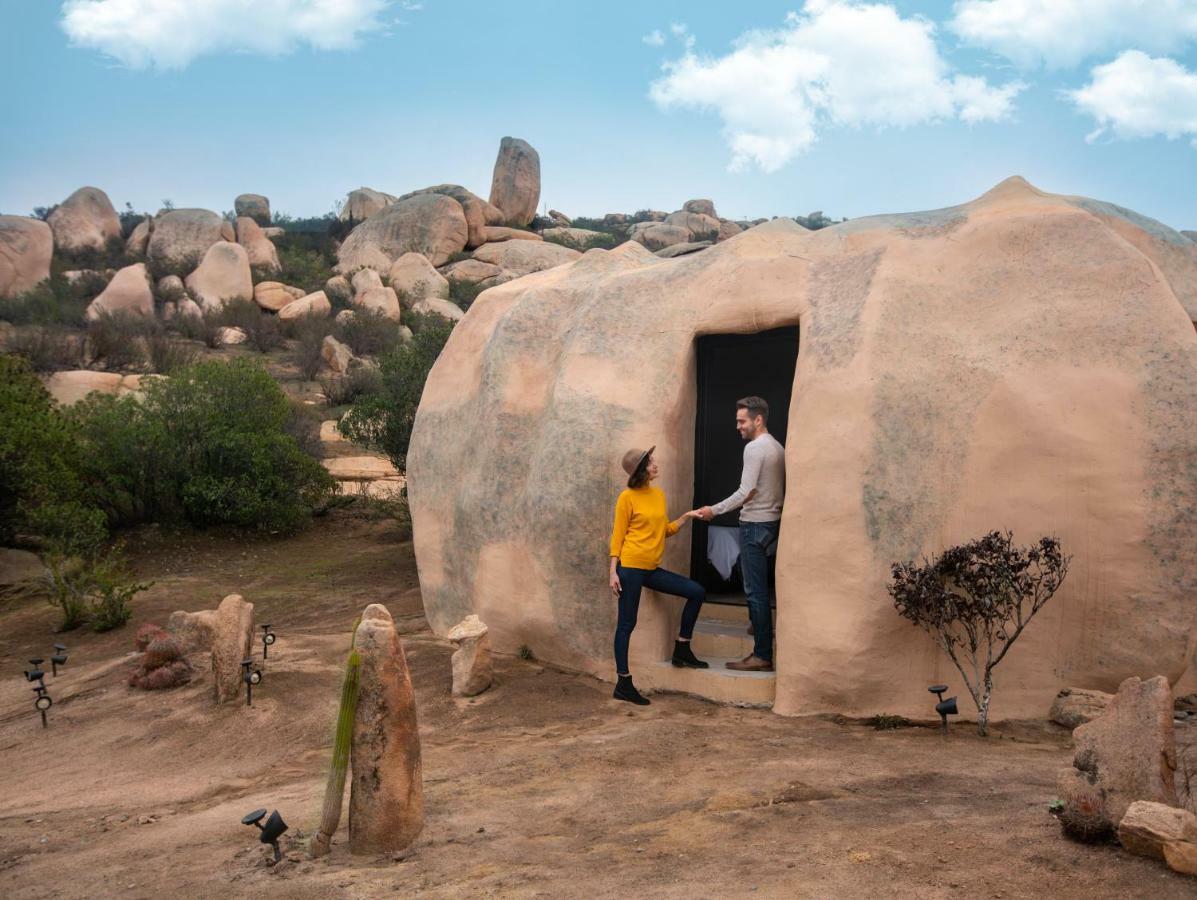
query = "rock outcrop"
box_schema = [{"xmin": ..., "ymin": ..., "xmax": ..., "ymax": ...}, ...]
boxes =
[
  {"xmin": 629, "ymin": 222, "xmax": 690, "ymax": 251},
  {"xmin": 683, "ymin": 199, "xmax": 716, "ymax": 217},
  {"xmin": 235, "ymin": 217, "xmax": 280, "ymax": 272},
  {"xmin": 350, "ymin": 603, "xmax": 423, "ymax": 854},
  {"xmin": 45, "ymin": 371, "xmax": 148, "ymax": 406},
  {"xmin": 1050, "ymin": 687, "xmax": 1113, "ymax": 729},
  {"xmin": 488, "ymin": 137, "xmax": 540, "ymax": 227},
  {"xmin": 211, "ymin": 593, "xmax": 254, "ymax": 704},
  {"xmin": 337, "ymin": 193, "xmax": 468, "ymax": 272},
  {"xmin": 185, "ymin": 241, "xmax": 253, "ymax": 311},
  {"xmin": 47, "ymin": 186, "xmax": 121, "ymax": 253},
  {"xmin": 167, "ymin": 608, "xmax": 218, "ymax": 653},
  {"xmin": 1118, "ymin": 801, "xmax": 1197, "ymax": 859},
  {"xmin": 0, "ymin": 216, "xmax": 52, "ymax": 298},
  {"xmin": 440, "ymin": 258, "xmax": 509, "ymax": 288},
  {"xmin": 125, "ymin": 216, "xmax": 152, "ymax": 257},
  {"xmin": 408, "ymin": 177, "xmax": 1197, "ymax": 716},
  {"xmin": 354, "ymin": 285, "xmax": 402, "ymax": 321},
  {"xmin": 340, "ymin": 187, "xmax": 397, "ymax": 223},
  {"xmin": 278, "ymin": 290, "xmax": 331, "ymax": 320},
  {"xmin": 446, "ymin": 615, "xmax": 493, "ymax": 696},
  {"xmin": 85, "ymin": 263, "xmax": 154, "ymax": 320},
  {"xmin": 234, "ymin": 193, "xmax": 271, "ymax": 225},
  {"xmin": 541, "ymin": 227, "xmax": 605, "ymax": 249},
  {"xmin": 253, "ymin": 281, "xmax": 297, "ymax": 312},
  {"xmin": 389, "ymin": 252, "xmax": 449, "ymax": 307},
  {"xmin": 397, "ymin": 184, "xmax": 504, "ymax": 249},
  {"xmin": 470, "ymin": 240, "xmax": 580, "ymax": 276},
  {"xmin": 148, "ymin": 209, "xmax": 227, "ymax": 275},
  {"xmin": 321, "ymin": 334, "xmax": 355, "ymax": 373}
]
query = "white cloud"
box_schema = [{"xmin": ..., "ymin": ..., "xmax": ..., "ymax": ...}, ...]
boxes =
[
  {"xmin": 642, "ymin": 30, "xmax": 665, "ymax": 47},
  {"xmin": 1070, "ymin": 50, "xmax": 1197, "ymax": 147},
  {"xmin": 61, "ymin": 0, "xmax": 392, "ymax": 69},
  {"xmin": 649, "ymin": 1, "xmax": 1023, "ymax": 173},
  {"xmin": 950, "ymin": 0, "xmax": 1197, "ymax": 70}
]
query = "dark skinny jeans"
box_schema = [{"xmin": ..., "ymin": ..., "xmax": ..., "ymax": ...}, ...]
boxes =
[{"xmin": 614, "ymin": 564, "xmax": 705, "ymax": 675}]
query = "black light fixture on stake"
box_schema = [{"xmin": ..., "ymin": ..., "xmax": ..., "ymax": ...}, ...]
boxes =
[
  {"xmin": 25, "ymin": 658, "xmax": 45, "ymax": 684},
  {"xmin": 241, "ymin": 808, "xmax": 288, "ymax": 863},
  {"xmin": 260, "ymin": 624, "xmax": 276, "ymax": 659},
  {"xmin": 929, "ymin": 684, "xmax": 958, "ymax": 735},
  {"xmin": 50, "ymin": 644, "xmax": 68, "ymax": 677},
  {"xmin": 241, "ymin": 658, "xmax": 262, "ymax": 706},
  {"xmin": 33, "ymin": 685, "xmax": 52, "ymax": 728}
]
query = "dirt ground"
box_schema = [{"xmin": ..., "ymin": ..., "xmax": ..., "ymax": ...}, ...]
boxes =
[{"xmin": 1, "ymin": 514, "xmax": 1193, "ymax": 899}]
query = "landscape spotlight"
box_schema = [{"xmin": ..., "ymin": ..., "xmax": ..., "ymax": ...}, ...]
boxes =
[
  {"xmin": 241, "ymin": 658, "xmax": 263, "ymax": 707},
  {"xmin": 33, "ymin": 685, "xmax": 52, "ymax": 728},
  {"xmin": 50, "ymin": 644, "xmax": 68, "ymax": 677},
  {"xmin": 24, "ymin": 658, "xmax": 46, "ymax": 684},
  {"xmin": 929, "ymin": 684, "xmax": 958, "ymax": 735},
  {"xmin": 260, "ymin": 624, "xmax": 276, "ymax": 659},
  {"xmin": 241, "ymin": 808, "xmax": 288, "ymax": 863}
]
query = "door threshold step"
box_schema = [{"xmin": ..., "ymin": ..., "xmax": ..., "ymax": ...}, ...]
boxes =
[{"xmin": 639, "ymin": 657, "xmax": 775, "ymax": 706}]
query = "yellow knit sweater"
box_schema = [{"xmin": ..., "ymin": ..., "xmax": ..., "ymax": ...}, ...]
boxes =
[{"xmin": 609, "ymin": 486, "xmax": 679, "ymax": 570}]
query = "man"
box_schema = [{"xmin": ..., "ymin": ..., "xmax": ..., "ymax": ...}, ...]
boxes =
[{"xmin": 697, "ymin": 396, "xmax": 785, "ymax": 672}]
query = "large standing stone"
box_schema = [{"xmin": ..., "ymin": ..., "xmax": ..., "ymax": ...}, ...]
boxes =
[
  {"xmin": 47, "ymin": 186, "xmax": 122, "ymax": 253},
  {"xmin": 1058, "ymin": 675, "xmax": 1177, "ymax": 830},
  {"xmin": 351, "ymin": 267, "xmax": 383, "ymax": 297},
  {"xmin": 148, "ymin": 209, "xmax": 227, "ymax": 275},
  {"xmin": 85, "ymin": 263, "xmax": 154, "ymax": 320},
  {"xmin": 1050, "ymin": 687, "xmax": 1114, "ymax": 729},
  {"xmin": 664, "ymin": 210, "xmax": 721, "ymax": 241},
  {"xmin": 470, "ymin": 240, "xmax": 581, "ymax": 276},
  {"xmin": 354, "ymin": 286, "xmax": 402, "ymax": 321},
  {"xmin": 185, "ymin": 241, "xmax": 253, "ymax": 312},
  {"xmin": 350, "ymin": 603, "xmax": 423, "ymax": 854},
  {"xmin": 234, "ymin": 193, "xmax": 271, "ymax": 226},
  {"xmin": 1117, "ymin": 801, "xmax": 1197, "ymax": 859},
  {"xmin": 340, "ymin": 187, "xmax": 398, "ymax": 223},
  {"xmin": 337, "ymin": 194, "xmax": 468, "ymax": 273},
  {"xmin": 125, "ymin": 216, "xmax": 153, "ymax": 257},
  {"xmin": 321, "ymin": 334, "xmax": 355, "ymax": 374},
  {"xmin": 277, "ymin": 290, "xmax": 331, "ymax": 320},
  {"xmin": 630, "ymin": 222, "xmax": 690, "ymax": 251},
  {"xmin": 167, "ymin": 608, "xmax": 218, "ymax": 653},
  {"xmin": 397, "ymin": 185, "xmax": 504, "ymax": 249},
  {"xmin": 446, "ymin": 615, "xmax": 493, "ymax": 696},
  {"xmin": 488, "ymin": 137, "xmax": 541, "ymax": 227},
  {"xmin": 235, "ymin": 217, "xmax": 281, "ymax": 272},
  {"xmin": 548, "ymin": 209, "xmax": 572, "ymax": 227},
  {"xmin": 210, "ymin": 593, "xmax": 254, "ymax": 704},
  {"xmin": 389, "ymin": 252, "xmax": 449, "ymax": 308},
  {"xmin": 683, "ymin": 199, "xmax": 717, "ymax": 218},
  {"xmin": 717, "ymin": 220, "xmax": 744, "ymax": 242},
  {"xmin": 0, "ymin": 216, "xmax": 52, "ymax": 298}
]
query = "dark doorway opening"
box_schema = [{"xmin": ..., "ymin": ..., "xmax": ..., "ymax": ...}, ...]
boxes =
[{"xmin": 690, "ymin": 326, "xmax": 799, "ymax": 605}]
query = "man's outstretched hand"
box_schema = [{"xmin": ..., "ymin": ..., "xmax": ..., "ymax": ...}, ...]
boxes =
[{"xmin": 696, "ymin": 506, "xmax": 715, "ymax": 521}]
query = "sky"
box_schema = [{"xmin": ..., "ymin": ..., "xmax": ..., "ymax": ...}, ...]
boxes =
[{"xmin": 1, "ymin": 0, "xmax": 1196, "ymax": 230}]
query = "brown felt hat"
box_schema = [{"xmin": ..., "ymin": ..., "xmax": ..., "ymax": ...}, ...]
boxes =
[{"xmin": 621, "ymin": 445, "xmax": 655, "ymax": 477}]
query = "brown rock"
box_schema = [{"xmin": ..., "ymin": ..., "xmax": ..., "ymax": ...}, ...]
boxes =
[
  {"xmin": 541, "ymin": 227, "xmax": 606, "ymax": 249},
  {"xmin": 664, "ymin": 210, "xmax": 721, "ymax": 241},
  {"xmin": 410, "ymin": 296, "xmax": 463, "ymax": 322},
  {"xmin": 396, "ymin": 184, "xmax": 504, "ymax": 249},
  {"xmin": 185, "ymin": 241, "xmax": 253, "ymax": 312},
  {"xmin": 548, "ymin": 209, "xmax": 571, "ymax": 227},
  {"xmin": 1117, "ymin": 801, "xmax": 1197, "ymax": 859},
  {"xmin": 683, "ymin": 199, "xmax": 717, "ymax": 217},
  {"xmin": 481, "ymin": 226, "xmax": 544, "ymax": 243},
  {"xmin": 85, "ymin": 263, "xmax": 154, "ymax": 320},
  {"xmin": 389, "ymin": 252, "xmax": 449, "ymax": 308},
  {"xmin": 0, "ymin": 548, "xmax": 46, "ymax": 587},
  {"xmin": 217, "ymin": 326, "xmax": 247, "ymax": 345},
  {"xmin": 45, "ymin": 370, "xmax": 123, "ymax": 406},
  {"xmin": 1164, "ymin": 840, "xmax": 1197, "ymax": 875},
  {"xmin": 717, "ymin": 220, "xmax": 743, "ymax": 242},
  {"xmin": 354, "ymin": 285, "xmax": 402, "ymax": 321},
  {"xmin": 148, "ymin": 209, "xmax": 227, "ymax": 275},
  {"xmin": 440, "ymin": 258, "xmax": 506, "ymax": 286},
  {"xmin": 488, "ymin": 136, "xmax": 541, "ymax": 227},
  {"xmin": 470, "ymin": 240, "xmax": 581, "ymax": 276},
  {"xmin": 1062, "ymin": 675, "xmax": 1177, "ymax": 830},
  {"xmin": 446, "ymin": 615, "xmax": 492, "ymax": 696},
  {"xmin": 323, "ymin": 456, "xmax": 400, "ymax": 481},
  {"xmin": 350, "ymin": 603, "xmax": 423, "ymax": 854},
  {"xmin": 156, "ymin": 274, "xmax": 186, "ymax": 299},
  {"xmin": 253, "ymin": 281, "xmax": 296, "ymax": 312},
  {"xmin": 325, "ymin": 274, "xmax": 352, "ymax": 304},
  {"xmin": 47, "ymin": 186, "xmax": 122, "ymax": 253},
  {"xmin": 234, "ymin": 194, "xmax": 271, "ymax": 226},
  {"xmin": 125, "ymin": 216, "xmax": 152, "ymax": 257},
  {"xmin": 210, "ymin": 593, "xmax": 254, "ymax": 704},
  {"xmin": 321, "ymin": 334, "xmax": 355, "ymax": 374},
  {"xmin": 235, "ymin": 217, "xmax": 280, "ymax": 272},
  {"xmin": 339, "ymin": 187, "xmax": 397, "ymax": 223},
  {"xmin": 167, "ymin": 609, "xmax": 218, "ymax": 653},
  {"xmin": 1051, "ymin": 687, "xmax": 1114, "ymax": 729},
  {"xmin": 277, "ymin": 290, "xmax": 331, "ymax": 321},
  {"xmin": 337, "ymin": 194, "xmax": 468, "ymax": 272},
  {"xmin": 631, "ymin": 222, "xmax": 690, "ymax": 251},
  {"xmin": 0, "ymin": 216, "xmax": 53, "ymax": 298},
  {"xmin": 656, "ymin": 241, "xmax": 713, "ymax": 259},
  {"xmin": 220, "ymin": 220, "xmax": 235, "ymax": 242},
  {"xmin": 603, "ymin": 212, "xmax": 628, "ymax": 225}
]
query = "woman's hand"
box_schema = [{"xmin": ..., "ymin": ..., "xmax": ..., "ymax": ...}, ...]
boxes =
[{"xmin": 609, "ymin": 560, "xmax": 621, "ymax": 597}]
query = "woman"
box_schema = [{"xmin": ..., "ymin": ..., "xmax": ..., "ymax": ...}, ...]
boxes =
[{"xmin": 608, "ymin": 445, "xmax": 708, "ymax": 705}]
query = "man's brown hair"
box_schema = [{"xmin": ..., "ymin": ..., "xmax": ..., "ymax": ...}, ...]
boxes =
[{"xmin": 736, "ymin": 395, "xmax": 769, "ymax": 424}]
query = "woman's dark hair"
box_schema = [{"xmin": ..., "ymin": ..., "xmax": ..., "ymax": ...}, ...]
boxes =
[{"xmin": 627, "ymin": 455, "xmax": 652, "ymax": 489}]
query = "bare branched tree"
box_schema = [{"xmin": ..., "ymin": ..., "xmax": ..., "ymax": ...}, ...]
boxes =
[{"xmin": 888, "ymin": 531, "xmax": 1070, "ymax": 735}]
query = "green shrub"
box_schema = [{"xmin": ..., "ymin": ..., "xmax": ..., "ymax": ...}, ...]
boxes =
[
  {"xmin": 338, "ymin": 314, "xmax": 454, "ymax": 468},
  {"xmin": 0, "ymin": 270, "xmax": 104, "ymax": 326},
  {"xmin": 87, "ymin": 312, "xmax": 151, "ymax": 369},
  {"xmin": 320, "ymin": 365, "xmax": 382, "ymax": 406},
  {"xmin": 289, "ymin": 316, "xmax": 331, "ymax": 380},
  {"xmin": 542, "ymin": 230, "xmax": 624, "ymax": 251},
  {"xmin": 56, "ymin": 237, "xmax": 132, "ymax": 273},
  {"xmin": 146, "ymin": 331, "xmax": 201, "ymax": 375},
  {"xmin": 275, "ymin": 233, "xmax": 338, "ymax": 294},
  {"xmin": 217, "ymin": 298, "xmax": 283, "ymax": 352},
  {"xmin": 284, "ymin": 398, "xmax": 324, "ymax": 459},
  {"xmin": 6, "ymin": 326, "xmax": 83, "ymax": 372},
  {"xmin": 25, "ymin": 547, "xmax": 150, "ymax": 632},
  {"xmin": 334, "ymin": 308, "xmax": 403, "ymax": 357},
  {"xmin": 447, "ymin": 280, "xmax": 484, "ymax": 312}
]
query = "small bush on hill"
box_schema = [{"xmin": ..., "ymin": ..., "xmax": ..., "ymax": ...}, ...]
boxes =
[
  {"xmin": 335, "ymin": 308, "xmax": 403, "ymax": 357},
  {"xmin": 289, "ymin": 316, "xmax": 332, "ymax": 380},
  {"xmin": 284, "ymin": 399, "xmax": 324, "ymax": 459},
  {"xmin": 217, "ymin": 298, "xmax": 283, "ymax": 353},
  {"xmin": 274, "ymin": 232, "xmax": 339, "ymax": 294},
  {"xmin": 0, "ymin": 269, "xmax": 105, "ymax": 327},
  {"xmin": 338, "ymin": 313, "xmax": 454, "ymax": 469},
  {"xmin": 87, "ymin": 312, "xmax": 152, "ymax": 369},
  {"xmin": 448, "ymin": 280, "xmax": 485, "ymax": 311},
  {"xmin": 56, "ymin": 237, "xmax": 132, "ymax": 273},
  {"xmin": 21, "ymin": 547, "xmax": 151, "ymax": 633},
  {"xmin": 146, "ymin": 330, "xmax": 200, "ymax": 375},
  {"xmin": 320, "ymin": 365, "xmax": 383, "ymax": 406},
  {"xmin": 7, "ymin": 326, "xmax": 83, "ymax": 372}
]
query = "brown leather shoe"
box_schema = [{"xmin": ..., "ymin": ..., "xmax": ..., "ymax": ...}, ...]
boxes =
[{"xmin": 726, "ymin": 655, "xmax": 774, "ymax": 672}]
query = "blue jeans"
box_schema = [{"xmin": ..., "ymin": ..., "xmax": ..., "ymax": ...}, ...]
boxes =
[
  {"xmin": 614, "ymin": 565, "xmax": 705, "ymax": 675},
  {"xmin": 740, "ymin": 520, "xmax": 779, "ymax": 663}
]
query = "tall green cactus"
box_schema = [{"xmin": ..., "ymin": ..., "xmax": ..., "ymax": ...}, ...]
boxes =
[{"xmin": 311, "ymin": 648, "xmax": 361, "ymax": 858}]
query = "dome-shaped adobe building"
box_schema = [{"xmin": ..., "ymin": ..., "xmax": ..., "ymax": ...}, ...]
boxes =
[{"xmin": 407, "ymin": 177, "xmax": 1197, "ymax": 720}]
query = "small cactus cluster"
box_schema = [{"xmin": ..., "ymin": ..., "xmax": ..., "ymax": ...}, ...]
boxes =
[
  {"xmin": 129, "ymin": 626, "xmax": 193, "ymax": 690},
  {"xmin": 1058, "ymin": 784, "xmax": 1112, "ymax": 843}
]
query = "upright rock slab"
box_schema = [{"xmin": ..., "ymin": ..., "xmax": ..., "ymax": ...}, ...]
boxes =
[
  {"xmin": 85, "ymin": 263, "xmax": 153, "ymax": 320},
  {"xmin": 47, "ymin": 186, "xmax": 121, "ymax": 253},
  {"xmin": 488, "ymin": 137, "xmax": 540, "ymax": 227},
  {"xmin": 278, "ymin": 290, "xmax": 330, "ymax": 321},
  {"xmin": 337, "ymin": 194, "xmax": 468, "ymax": 272},
  {"xmin": 234, "ymin": 193, "xmax": 271, "ymax": 226},
  {"xmin": 397, "ymin": 184, "xmax": 504, "ymax": 249},
  {"xmin": 211, "ymin": 594, "xmax": 254, "ymax": 704},
  {"xmin": 388, "ymin": 252, "xmax": 449, "ymax": 307},
  {"xmin": 235, "ymin": 217, "xmax": 280, "ymax": 272},
  {"xmin": 0, "ymin": 216, "xmax": 52, "ymax": 298},
  {"xmin": 1058, "ymin": 675, "xmax": 1177, "ymax": 830},
  {"xmin": 148, "ymin": 209, "xmax": 227, "ymax": 276},
  {"xmin": 340, "ymin": 187, "xmax": 397, "ymax": 223},
  {"xmin": 446, "ymin": 615, "xmax": 493, "ymax": 696},
  {"xmin": 185, "ymin": 241, "xmax": 253, "ymax": 312},
  {"xmin": 350, "ymin": 603, "xmax": 423, "ymax": 854}
]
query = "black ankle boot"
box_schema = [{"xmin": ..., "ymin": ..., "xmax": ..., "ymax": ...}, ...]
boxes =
[
  {"xmin": 613, "ymin": 675, "xmax": 650, "ymax": 705},
  {"xmin": 671, "ymin": 640, "xmax": 710, "ymax": 669}
]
